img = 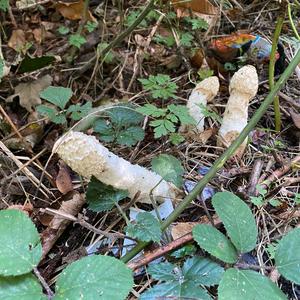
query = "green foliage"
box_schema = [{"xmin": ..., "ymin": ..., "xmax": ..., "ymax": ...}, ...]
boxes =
[
  {"xmin": 38, "ymin": 86, "xmax": 91, "ymax": 124},
  {"xmin": 266, "ymin": 242, "xmax": 278, "ymax": 260},
  {"xmin": 93, "ymin": 106, "xmax": 145, "ymax": 146},
  {"xmin": 198, "ymin": 68, "xmax": 214, "ymax": 81},
  {"xmin": 86, "ymin": 176, "xmax": 129, "ymax": 212},
  {"xmin": 199, "ymin": 103, "xmax": 222, "ymax": 124},
  {"xmin": 193, "ymin": 224, "xmax": 238, "ymax": 263},
  {"xmin": 141, "ymin": 257, "xmax": 224, "ymax": 299},
  {"xmin": 0, "ymin": 209, "xmax": 42, "ymax": 276},
  {"xmin": 184, "ymin": 17, "xmax": 209, "ymax": 30},
  {"xmin": 136, "ymin": 103, "xmax": 195, "ymax": 141},
  {"xmin": 125, "ymin": 8, "xmax": 159, "ymax": 28},
  {"xmin": 153, "ymin": 34, "xmax": 176, "ymax": 47},
  {"xmin": 68, "ymin": 34, "xmax": 86, "ymax": 49},
  {"xmin": 18, "ymin": 55, "xmax": 55, "ymax": 73},
  {"xmin": 151, "ymin": 154, "xmax": 184, "ymax": 187},
  {"xmin": 138, "ymin": 74, "xmax": 178, "ymax": 99},
  {"xmin": 250, "ymin": 184, "xmax": 280, "ymax": 207},
  {"xmin": 169, "ymin": 132, "xmax": 185, "ymax": 145},
  {"xmin": 275, "ymin": 227, "xmax": 300, "ymax": 284},
  {"xmin": 212, "ymin": 192, "xmax": 257, "ymax": 253},
  {"xmin": 218, "ymin": 269, "xmax": 287, "ymax": 300},
  {"xmin": 170, "ymin": 244, "xmax": 197, "ymax": 258},
  {"xmin": 125, "ymin": 212, "xmax": 162, "ymax": 242},
  {"xmin": 58, "ymin": 26, "xmax": 69, "ymax": 35},
  {"xmin": 97, "ymin": 42, "xmax": 115, "ymax": 64},
  {"xmin": 0, "ymin": 274, "xmax": 46, "ymax": 300},
  {"xmin": 0, "ymin": 58, "xmax": 4, "ymax": 81},
  {"xmin": 180, "ymin": 32, "xmax": 193, "ymax": 47},
  {"xmin": 84, "ymin": 21, "xmax": 98, "ymax": 33},
  {"xmin": 54, "ymin": 255, "xmax": 133, "ymax": 300},
  {"xmin": 0, "ymin": 0, "xmax": 8, "ymax": 11}
]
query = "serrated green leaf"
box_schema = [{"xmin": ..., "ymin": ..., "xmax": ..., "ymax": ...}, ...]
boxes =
[
  {"xmin": 151, "ymin": 154, "xmax": 184, "ymax": 187},
  {"xmin": 180, "ymin": 32, "xmax": 193, "ymax": 47},
  {"xmin": 275, "ymin": 227, "xmax": 300, "ymax": 284},
  {"xmin": 212, "ymin": 192, "xmax": 258, "ymax": 253},
  {"xmin": 67, "ymin": 102, "xmax": 92, "ymax": 120},
  {"xmin": 125, "ymin": 212, "xmax": 161, "ymax": 242},
  {"xmin": 116, "ymin": 126, "xmax": 145, "ymax": 146},
  {"xmin": 58, "ymin": 26, "xmax": 69, "ymax": 35},
  {"xmin": 36, "ymin": 105, "xmax": 57, "ymax": 118},
  {"xmin": 40, "ymin": 86, "xmax": 72, "ymax": 109},
  {"xmin": 136, "ymin": 104, "xmax": 167, "ymax": 118},
  {"xmin": 0, "ymin": 209, "xmax": 42, "ymax": 276},
  {"xmin": 167, "ymin": 104, "xmax": 196, "ymax": 125},
  {"xmin": 140, "ymin": 281, "xmax": 211, "ymax": 300},
  {"xmin": 169, "ymin": 132, "xmax": 185, "ymax": 145},
  {"xmin": 193, "ymin": 224, "xmax": 238, "ymax": 263},
  {"xmin": 86, "ymin": 177, "xmax": 128, "ymax": 212},
  {"xmin": 183, "ymin": 257, "xmax": 224, "ymax": 286},
  {"xmin": 0, "ymin": 274, "xmax": 46, "ymax": 300},
  {"xmin": 108, "ymin": 106, "xmax": 144, "ymax": 127},
  {"xmin": 147, "ymin": 262, "xmax": 177, "ymax": 281},
  {"xmin": 68, "ymin": 34, "xmax": 86, "ymax": 49},
  {"xmin": 93, "ymin": 119, "xmax": 115, "ymax": 142},
  {"xmin": 218, "ymin": 268, "xmax": 287, "ymax": 300},
  {"xmin": 85, "ymin": 21, "xmax": 98, "ymax": 33},
  {"xmin": 163, "ymin": 119, "xmax": 176, "ymax": 132},
  {"xmin": 54, "ymin": 255, "xmax": 133, "ymax": 300},
  {"xmin": 51, "ymin": 114, "xmax": 67, "ymax": 124}
]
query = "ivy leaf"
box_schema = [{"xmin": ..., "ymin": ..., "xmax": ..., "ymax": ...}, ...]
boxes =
[
  {"xmin": 86, "ymin": 176, "xmax": 128, "ymax": 212},
  {"xmin": 54, "ymin": 255, "xmax": 133, "ymax": 300},
  {"xmin": 212, "ymin": 192, "xmax": 258, "ymax": 253},
  {"xmin": 0, "ymin": 209, "xmax": 42, "ymax": 276},
  {"xmin": 193, "ymin": 224, "xmax": 238, "ymax": 264},
  {"xmin": 116, "ymin": 126, "xmax": 145, "ymax": 146},
  {"xmin": 218, "ymin": 268, "xmax": 287, "ymax": 300},
  {"xmin": 151, "ymin": 154, "xmax": 184, "ymax": 187},
  {"xmin": 0, "ymin": 274, "xmax": 46, "ymax": 300},
  {"xmin": 125, "ymin": 212, "xmax": 162, "ymax": 242},
  {"xmin": 275, "ymin": 227, "xmax": 300, "ymax": 284},
  {"xmin": 40, "ymin": 86, "xmax": 72, "ymax": 109}
]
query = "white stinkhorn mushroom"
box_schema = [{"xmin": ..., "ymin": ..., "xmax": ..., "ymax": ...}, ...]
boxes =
[
  {"xmin": 181, "ymin": 76, "xmax": 220, "ymax": 134},
  {"xmin": 53, "ymin": 131, "xmax": 181, "ymax": 204},
  {"xmin": 218, "ymin": 65, "xmax": 258, "ymax": 157}
]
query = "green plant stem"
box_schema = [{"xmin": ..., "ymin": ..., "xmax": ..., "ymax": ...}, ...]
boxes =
[
  {"xmin": 77, "ymin": 0, "xmax": 155, "ymax": 75},
  {"xmin": 121, "ymin": 48, "xmax": 300, "ymax": 263},
  {"xmin": 288, "ymin": 3, "xmax": 300, "ymax": 40},
  {"xmin": 269, "ymin": 14, "xmax": 284, "ymax": 132}
]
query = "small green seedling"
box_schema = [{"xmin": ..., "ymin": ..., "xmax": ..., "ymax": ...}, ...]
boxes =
[{"xmin": 68, "ymin": 34, "xmax": 86, "ymax": 49}]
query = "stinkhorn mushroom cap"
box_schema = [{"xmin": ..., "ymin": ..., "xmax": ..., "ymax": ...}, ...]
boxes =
[{"xmin": 229, "ymin": 65, "xmax": 258, "ymax": 98}]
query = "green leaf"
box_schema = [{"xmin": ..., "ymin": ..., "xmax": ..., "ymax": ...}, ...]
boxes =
[
  {"xmin": 37, "ymin": 105, "xmax": 67, "ymax": 124},
  {"xmin": 147, "ymin": 261, "xmax": 177, "ymax": 281},
  {"xmin": 125, "ymin": 212, "xmax": 162, "ymax": 242},
  {"xmin": 0, "ymin": 58, "xmax": 4, "ymax": 80},
  {"xmin": 183, "ymin": 257, "xmax": 224, "ymax": 286},
  {"xmin": 141, "ymin": 281, "xmax": 211, "ymax": 300},
  {"xmin": 86, "ymin": 177, "xmax": 128, "ymax": 212},
  {"xmin": 68, "ymin": 34, "xmax": 86, "ymax": 49},
  {"xmin": 150, "ymin": 119, "xmax": 168, "ymax": 138},
  {"xmin": 40, "ymin": 86, "xmax": 72, "ymax": 109},
  {"xmin": 151, "ymin": 154, "xmax": 184, "ymax": 187},
  {"xmin": 275, "ymin": 227, "xmax": 300, "ymax": 284},
  {"xmin": 54, "ymin": 255, "xmax": 133, "ymax": 300},
  {"xmin": 0, "ymin": 0, "xmax": 9, "ymax": 11},
  {"xmin": 18, "ymin": 55, "xmax": 55, "ymax": 73},
  {"xmin": 218, "ymin": 268, "xmax": 287, "ymax": 300},
  {"xmin": 97, "ymin": 42, "xmax": 115, "ymax": 64},
  {"xmin": 180, "ymin": 32, "xmax": 193, "ymax": 47},
  {"xmin": 170, "ymin": 244, "xmax": 196, "ymax": 258},
  {"xmin": 167, "ymin": 104, "xmax": 196, "ymax": 125},
  {"xmin": 193, "ymin": 224, "xmax": 238, "ymax": 263},
  {"xmin": 153, "ymin": 34, "xmax": 176, "ymax": 48},
  {"xmin": 93, "ymin": 119, "xmax": 115, "ymax": 142},
  {"xmin": 0, "ymin": 209, "xmax": 42, "ymax": 276},
  {"xmin": 212, "ymin": 192, "xmax": 258, "ymax": 253},
  {"xmin": 186, "ymin": 18, "xmax": 209, "ymax": 30},
  {"xmin": 84, "ymin": 21, "xmax": 98, "ymax": 33},
  {"xmin": 116, "ymin": 126, "xmax": 145, "ymax": 146},
  {"xmin": 67, "ymin": 102, "xmax": 92, "ymax": 121},
  {"xmin": 136, "ymin": 104, "xmax": 167, "ymax": 118},
  {"xmin": 108, "ymin": 106, "xmax": 144, "ymax": 127},
  {"xmin": 58, "ymin": 26, "xmax": 69, "ymax": 35},
  {"xmin": 169, "ymin": 132, "xmax": 185, "ymax": 145},
  {"xmin": 0, "ymin": 274, "xmax": 46, "ymax": 300}
]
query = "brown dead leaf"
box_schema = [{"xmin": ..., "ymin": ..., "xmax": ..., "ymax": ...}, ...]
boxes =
[
  {"xmin": 41, "ymin": 192, "xmax": 85, "ymax": 259},
  {"xmin": 7, "ymin": 202, "xmax": 33, "ymax": 216},
  {"xmin": 290, "ymin": 109, "xmax": 300, "ymax": 129},
  {"xmin": 56, "ymin": 160, "xmax": 73, "ymax": 194},
  {"xmin": 171, "ymin": 0, "xmax": 217, "ymax": 15},
  {"xmin": 8, "ymin": 29, "xmax": 26, "ymax": 52},
  {"xmin": 190, "ymin": 48, "xmax": 205, "ymax": 69},
  {"xmin": 7, "ymin": 75, "xmax": 52, "ymax": 112},
  {"xmin": 56, "ymin": 0, "xmax": 96, "ymax": 21}
]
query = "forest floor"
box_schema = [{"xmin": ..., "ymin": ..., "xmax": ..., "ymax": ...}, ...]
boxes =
[{"xmin": 1, "ymin": 0, "xmax": 300, "ymax": 299}]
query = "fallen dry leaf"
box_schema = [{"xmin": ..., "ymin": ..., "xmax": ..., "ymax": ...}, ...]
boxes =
[
  {"xmin": 56, "ymin": 0, "xmax": 96, "ymax": 21},
  {"xmin": 290, "ymin": 109, "xmax": 300, "ymax": 129},
  {"xmin": 7, "ymin": 75, "xmax": 52, "ymax": 112},
  {"xmin": 171, "ymin": 0, "xmax": 217, "ymax": 15},
  {"xmin": 8, "ymin": 29, "xmax": 26, "ymax": 52},
  {"xmin": 56, "ymin": 160, "xmax": 73, "ymax": 194}
]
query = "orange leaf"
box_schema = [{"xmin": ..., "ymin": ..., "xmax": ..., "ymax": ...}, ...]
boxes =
[{"xmin": 171, "ymin": 0, "xmax": 217, "ymax": 15}]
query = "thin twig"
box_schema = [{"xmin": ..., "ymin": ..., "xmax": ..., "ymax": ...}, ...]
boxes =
[{"xmin": 33, "ymin": 267, "xmax": 54, "ymax": 300}]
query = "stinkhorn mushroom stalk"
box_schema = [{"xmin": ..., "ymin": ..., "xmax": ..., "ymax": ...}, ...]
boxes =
[
  {"xmin": 53, "ymin": 131, "xmax": 180, "ymax": 204},
  {"xmin": 218, "ymin": 65, "xmax": 258, "ymax": 157}
]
